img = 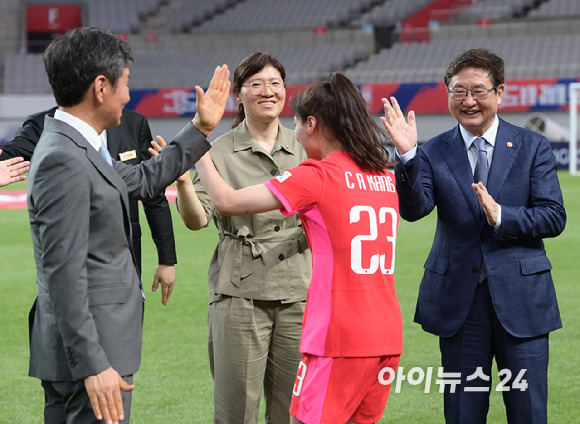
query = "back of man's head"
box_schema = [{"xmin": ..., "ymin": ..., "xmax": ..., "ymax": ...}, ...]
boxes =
[{"xmin": 44, "ymin": 27, "xmax": 133, "ymax": 108}]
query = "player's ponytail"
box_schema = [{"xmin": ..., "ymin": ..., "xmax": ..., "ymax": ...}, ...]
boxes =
[{"xmin": 291, "ymin": 73, "xmax": 391, "ymax": 173}]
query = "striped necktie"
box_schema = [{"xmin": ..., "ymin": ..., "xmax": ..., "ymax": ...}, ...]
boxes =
[
  {"xmin": 473, "ymin": 137, "xmax": 488, "ymax": 185},
  {"xmin": 473, "ymin": 137, "xmax": 489, "ymax": 284}
]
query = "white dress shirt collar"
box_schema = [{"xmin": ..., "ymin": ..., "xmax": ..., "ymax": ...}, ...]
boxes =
[
  {"xmin": 460, "ymin": 115, "xmax": 499, "ymax": 150},
  {"xmin": 53, "ymin": 109, "xmax": 103, "ymax": 152}
]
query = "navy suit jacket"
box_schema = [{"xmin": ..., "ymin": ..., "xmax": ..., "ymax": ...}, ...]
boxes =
[
  {"xmin": 0, "ymin": 107, "xmax": 176, "ymax": 272},
  {"xmin": 395, "ymin": 117, "xmax": 566, "ymax": 339}
]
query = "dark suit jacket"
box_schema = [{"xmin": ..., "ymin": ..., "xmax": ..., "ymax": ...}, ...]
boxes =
[
  {"xmin": 27, "ymin": 117, "xmax": 209, "ymax": 381},
  {"xmin": 0, "ymin": 107, "xmax": 176, "ymax": 273},
  {"xmin": 395, "ymin": 118, "xmax": 566, "ymax": 339}
]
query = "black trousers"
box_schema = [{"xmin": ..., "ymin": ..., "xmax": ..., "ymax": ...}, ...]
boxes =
[{"xmin": 41, "ymin": 375, "xmax": 133, "ymax": 424}]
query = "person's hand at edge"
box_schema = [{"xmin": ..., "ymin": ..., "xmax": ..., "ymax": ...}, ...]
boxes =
[
  {"xmin": 0, "ymin": 151, "xmax": 30, "ymax": 187},
  {"xmin": 150, "ymin": 135, "xmax": 208, "ymax": 230},
  {"xmin": 84, "ymin": 367, "xmax": 135, "ymax": 424},
  {"xmin": 151, "ymin": 263, "xmax": 175, "ymax": 305},
  {"xmin": 149, "ymin": 135, "xmax": 190, "ymax": 183}
]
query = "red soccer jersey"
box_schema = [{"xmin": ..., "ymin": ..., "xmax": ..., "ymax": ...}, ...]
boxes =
[{"xmin": 265, "ymin": 152, "xmax": 402, "ymax": 357}]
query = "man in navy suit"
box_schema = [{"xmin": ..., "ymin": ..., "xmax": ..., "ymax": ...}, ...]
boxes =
[
  {"xmin": 1, "ymin": 107, "xmax": 177, "ymax": 304},
  {"xmin": 382, "ymin": 48, "xmax": 566, "ymax": 423}
]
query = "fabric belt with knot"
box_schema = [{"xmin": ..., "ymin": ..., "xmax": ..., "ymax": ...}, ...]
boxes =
[{"xmin": 220, "ymin": 227, "xmax": 308, "ymax": 284}]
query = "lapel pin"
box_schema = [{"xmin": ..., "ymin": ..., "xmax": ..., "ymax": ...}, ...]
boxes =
[{"xmin": 507, "ymin": 142, "xmax": 513, "ymax": 148}]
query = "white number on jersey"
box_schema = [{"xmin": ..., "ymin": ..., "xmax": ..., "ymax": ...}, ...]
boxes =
[
  {"xmin": 350, "ymin": 206, "xmax": 397, "ymax": 275},
  {"xmin": 292, "ymin": 360, "xmax": 308, "ymax": 396}
]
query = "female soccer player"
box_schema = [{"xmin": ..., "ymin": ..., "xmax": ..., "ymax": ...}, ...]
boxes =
[{"xmin": 195, "ymin": 72, "xmax": 403, "ymax": 424}]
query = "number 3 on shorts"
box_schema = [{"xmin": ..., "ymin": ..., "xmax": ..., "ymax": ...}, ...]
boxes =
[{"xmin": 293, "ymin": 360, "xmax": 308, "ymax": 396}]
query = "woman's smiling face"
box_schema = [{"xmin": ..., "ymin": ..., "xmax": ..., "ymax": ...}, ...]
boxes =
[{"xmin": 238, "ymin": 65, "xmax": 286, "ymax": 125}]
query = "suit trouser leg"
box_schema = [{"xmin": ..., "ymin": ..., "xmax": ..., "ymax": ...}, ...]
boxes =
[
  {"xmin": 42, "ymin": 375, "xmax": 133, "ymax": 424},
  {"xmin": 439, "ymin": 281, "xmax": 549, "ymax": 424},
  {"xmin": 493, "ymin": 313, "xmax": 549, "ymax": 424},
  {"xmin": 439, "ymin": 281, "xmax": 494, "ymax": 424}
]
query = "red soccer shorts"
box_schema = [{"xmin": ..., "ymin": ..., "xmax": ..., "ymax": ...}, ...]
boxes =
[{"xmin": 290, "ymin": 353, "xmax": 400, "ymax": 424}]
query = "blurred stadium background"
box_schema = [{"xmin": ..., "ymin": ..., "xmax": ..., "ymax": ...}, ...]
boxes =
[
  {"xmin": 0, "ymin": 0, "xmax": 579, "ymax": 170},
  {"xmin": 1, "ymin": 3, "xmax": 579, "ymax": 421}
]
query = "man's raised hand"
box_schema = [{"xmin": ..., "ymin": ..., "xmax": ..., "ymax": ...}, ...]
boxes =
[
  {"xmin": 381, "ymin": 96, "xmax": 418, "ymax": 155},
  {"xmin": 191, "ymin": 65, "xmax": 231, "ymax": 138}
]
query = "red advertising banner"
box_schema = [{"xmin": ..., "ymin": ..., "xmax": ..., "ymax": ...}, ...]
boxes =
[
  {"xmin": 126, "ymin": 78, "xmax": 580, "ymax": 118},
  {"xmin": 27, "ymin": 5, "xmax": 82, "ymax": 32}
]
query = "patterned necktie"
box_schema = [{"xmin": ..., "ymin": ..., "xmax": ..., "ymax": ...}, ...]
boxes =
[
  {"xmin": 473, "ymin": 137, "xmax": 488, "ymax": 185},
  {"xmin": 473, "ymin": 137, "xmax": 489, "ymax": 284},
  {"xmin": 98, "ymin": 141, "xmax": 113, "ymax": 166}
]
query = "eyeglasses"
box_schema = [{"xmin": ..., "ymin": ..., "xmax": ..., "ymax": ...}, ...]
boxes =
[
  {"xmin": 448, "ymin": 86, "xmax": 497, "ymax": 101},
  {"xmin": 242, "ymin": 80, "xmax": 286, "ymax": 94}
]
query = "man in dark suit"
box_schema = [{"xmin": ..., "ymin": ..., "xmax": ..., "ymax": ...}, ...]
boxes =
[
  {"xmin": 26, "ymin": 27, "xmax": 230, "ymax": 424},
  {"xmin": 1, "ymin": 107, "xmax": 177, "ymax": 304},
  {"xmin": 382, "ymin": 48, "xmax": 566, "ymax": 423}
]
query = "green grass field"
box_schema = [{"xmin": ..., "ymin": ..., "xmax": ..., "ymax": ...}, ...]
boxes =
[{"xmin": 1, "ymin": 171, "xmax": 578, "ymax": 423}]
